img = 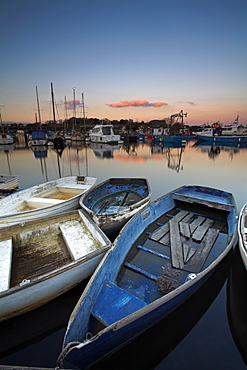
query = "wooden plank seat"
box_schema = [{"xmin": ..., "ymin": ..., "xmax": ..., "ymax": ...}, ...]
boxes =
[
  {"xmin": 91, "ymin": 281, "xmax": 146, "ymax": 326},
  {"xmin": 57, "ymin": 184, "xmax": 92, "ymax": 190},
  {"xmin": 0, "ymin": 238, "xmax": 12, "ymax": 292},
  {"xmin": 59, "ymin": 220, "xmax": 93, "ymax": 260},
  {"xmin": 26, "ymin": 197, "xmax": 63, "ymax": 208}
]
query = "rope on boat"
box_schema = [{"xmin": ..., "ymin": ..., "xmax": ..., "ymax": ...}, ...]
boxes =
[{"xmin": 56, "ymin": 341, "xmax": 81, "ymax": 369}]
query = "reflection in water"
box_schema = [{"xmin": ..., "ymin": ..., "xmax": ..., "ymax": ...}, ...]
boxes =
[
  {"xmin": 193, "ymin": 141, "xmax": 247, "ymax": 160},
  {"xmin": 89, "ymin": 142, "xmax": 121, "ymax": 159},
  {"xmin": 227, "ymin": 248, "xmax": 247, "ymax": 365},
  {"xmin": 0, "ymin": 144, "xmax": 15, "ymax": 175},
  {"xmin": 151, "ymin": 142, "xmax": 185, "ymax": 172}
]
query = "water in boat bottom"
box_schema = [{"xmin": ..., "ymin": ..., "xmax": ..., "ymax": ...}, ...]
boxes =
[{"xmin": 0, "ymin": 140, "xmax": 247, "ymax": 369}]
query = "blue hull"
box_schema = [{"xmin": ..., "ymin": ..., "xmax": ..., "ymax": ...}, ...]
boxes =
[
  {"xmin": 59, "ymin": 185, "xmax": 238, "ymax": 369},
  {"xmin": 196, "ymin": 135, "xmax": 247, "ymax": 144},
  {"xmin": 153, "ymin": 135, "xmax": 194, "ymax": 143}
]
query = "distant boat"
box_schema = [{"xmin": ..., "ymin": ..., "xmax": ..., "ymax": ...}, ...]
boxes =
[
  {"xmin": 0, "ymin": 174, "xmax": 19, "ymax": 190},
  {"xmin": 0, "ymin": 112, "xmax": 14, "ymax": 145},
  {"xmin": 29, "ymin": 130, "xmax": 47, "ymax": 146},
  {"xmin": 238, "ymin": 202, "xmax": 247, "ymax": 270},
  {"xmin": 89, "ymin": 124, "xmax": 120, "ymax": 144},
  {"xmin": 0, "ymin": 174, "xmax": 19, "ymax": 199},
  {"xmin": 58, "ymin": 185, "xmax": 237, "ymax": 369},
  {"xmin": 0, "ymin": 209, "xmax": 111, "ymax": 322},
  {"xmin": 195, "ymin": 134, "xmax": 247, "ymax": 144},
  {"xmin": 0, "ymin": 175, "xmax": 96, "ymax": 229},
  {"xmin": 79, "ymin": 178, "xmax": 151, "ymax": 236}
]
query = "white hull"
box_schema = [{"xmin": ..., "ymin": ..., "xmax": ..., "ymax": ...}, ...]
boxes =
[
  {"xmin": 0, "ymin": 175, "xmax": 96, "ymax": 229},
  {"xmin": 89, "ymin": 135, "xmax": 120, "ymax": 144},
  {"xmin": 89, "ymin": 124, "xmax": 120, "ymax": 144},
  {"xmin": 0, "ymin": 134, "xmax": 14, "ymax": 145},
  {"xmin": 0, "ymin": 209, "xmax": 111, "ymax": 322},
  {"xmin": 238, "ymin": 203, "xmax": 247, "ymax": 270},
  {"xmin": 0, "ymin": 175, "xmax": 19, "ymax": 190}
]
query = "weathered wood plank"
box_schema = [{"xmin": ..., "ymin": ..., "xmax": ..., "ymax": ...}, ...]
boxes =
[
  {"xmin": 187, "ymin": 228, "xmax": 219, "ymax": 273},
  {"xmin": 189, "ymin": 216, "xmax": 205, "ymax": 233},
  {"xmin": 179, "ymin": 221, "xmax": 191, "ymax": 238},
  {"xmin": 150, "ymin": 223, "xmax": 169, "ymax": 241},
  {"xmin": 169, "ymin": 220, "xmax": 184, "ymax": 269},
  {"xmin": 159, "ymin": 231, "xmax": 170, "ymax": 246},
  {"xmin": 192, "ymin": 219, "xmax": 214, "ymax": 241},
  {"xmin": 183, "ymin": 243, "xmax": 196, "ymax": 263},
  {"xmin": 172, "ymin": 210, "xmax": 189, "ymax": 222}
]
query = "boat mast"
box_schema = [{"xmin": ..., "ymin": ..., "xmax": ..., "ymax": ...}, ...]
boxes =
[
  {"xmin": 51, "ymin": 82, "xmax": 56, "ymax": 131},
  {"xmin": 73, "ymin": 88, "xmax": 76, "ymax": 130},
  {"xmin": 35, "ymin": 86, "xmax": 42, "ymax": 129}
]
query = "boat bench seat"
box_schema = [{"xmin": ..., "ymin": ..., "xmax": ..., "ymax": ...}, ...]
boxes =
[
  {"xmin": 0, "ymin": 238, "xmax": 12, "ymax": 292},
  {"xmin": 26, "ymin": 197, "xmax": 63, "ymax": 208},
  {"xmin": 57, "ymin": 184, "xmax": 92, "ymax": 190},
  {"xmin": 59, "ymin": 220, "xmax": 94, "ymax": 260},
  {"xmin": 91, "ymin": 281, "xmax": 147, "ymax": 326}
]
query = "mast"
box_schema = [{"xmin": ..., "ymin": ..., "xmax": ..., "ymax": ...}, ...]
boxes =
[
  {"xmin": 64, "ymin": 96, "xmax": 68, "ymax": 130},
  {"xmin": 82, "ymin": 93, "xmax": 86, "ymax": 133},
  {"xmin": 35, "ymin": 86, "xmax": 42, "ymax": 129},
  {"xmin": 51, "ymin": 82, "xmax": 56, "ymax": 131},
  {"xmin": 73, "ymin": 88, "xmax": 76, "ymax": 130}
]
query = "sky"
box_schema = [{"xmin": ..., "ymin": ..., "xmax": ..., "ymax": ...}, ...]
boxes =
[{"xmin": 0, "ymin": 0, "xmax": 246, "ymax": 126}]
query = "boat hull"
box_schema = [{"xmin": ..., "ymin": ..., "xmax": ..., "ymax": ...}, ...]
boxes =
[
  {"xmin": 196, "ymin": 134, "xmax": 247, "ymax": 144},
  {"xmin": 0, "ymin": 175, "xmax": 96, "ymax": 228},
  {"xmin": 0, "ymin": 175, "xmax": 19, "ymax": 190},
  {"xmin": 79, "ymin": 178, "xmax": 151, "ymax": 236},
  {"xmin": 238, "ymin": 203, "xmax": 247, "ymax": 270},
  {"xmin": 0, "ymin": 209, "xmax": 111, "ymax": 322},
  {"xmin": 60, "ymin": 185, "xmax": 238, "ymax": 369}
]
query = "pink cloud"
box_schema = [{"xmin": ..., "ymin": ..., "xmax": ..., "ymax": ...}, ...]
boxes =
[
  {"xmin": 107, "ymin": 99, "xmax": 168, "ymax": 108},
  {"xmin": 65, "ymin": 100, "xmax": 81, "ymax": 110}
]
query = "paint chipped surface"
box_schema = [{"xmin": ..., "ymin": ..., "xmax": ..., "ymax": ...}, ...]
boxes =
[{"xmin": 60, "ymin": 220, "xmax": 102, "ymax": 260}]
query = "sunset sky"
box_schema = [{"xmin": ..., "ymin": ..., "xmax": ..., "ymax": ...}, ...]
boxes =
[{"xmin": 1, "ymin": 0, "xmax": 246, "ymax": 126}]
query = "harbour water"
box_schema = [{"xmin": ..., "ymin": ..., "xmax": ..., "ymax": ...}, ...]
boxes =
[{"xmin": 0, "ymin": 136, "xmax": 247, "ymax": 369}]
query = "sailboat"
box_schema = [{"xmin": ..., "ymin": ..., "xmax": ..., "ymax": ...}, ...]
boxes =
[
  {"xmin": 29, "ymin": 87, "xmax": 47, "ymax": 147},
  {"xmin": 0, "ymin": 110, "xmax": 14, "ymax": 145},
  {"xmin": 47, "ymin": 83, "xmax": 66, "ymax": 148}
]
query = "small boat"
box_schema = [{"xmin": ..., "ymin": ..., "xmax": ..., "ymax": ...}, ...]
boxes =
[
  {"xmin": 0, "ymin": 174, "xmax": 19, "ymax": 190},
  {"xmin": 58, "ymin": 185, "xmax": 237, "ymax": 369},
  {"xmin": 29, "ymin": 130, "xmax": 47, "ymax": 146},
  {"xmin": 196, "ymin": 134, "xmax": 247, "ymax": 144},
  {"xmin": 0, "ymin": 209, "xmax": 111, "ymax": 322},
  {"xmin": 89, "ymin": 124, "xmax": 120, "ymax": 144},
  {"xmin": 238, "ymin": 202, "xmax": 247, "ymax": 269},
  {"xmin": 0, "ymin": 112, "xmax": 14, "ymax": 145},
  {"xmin": 79, "ymin": 178, "xmax": 151, "ymax": 236},
  {"xmin": 0, "ymin": 175, "xmax": 96, "ymax": 229}
]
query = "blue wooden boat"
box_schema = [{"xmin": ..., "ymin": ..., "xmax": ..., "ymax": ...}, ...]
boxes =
[
  {"xmin": 58, "ymin": 185, "xmax": 238, "ymax": 369},
  {"xmin": 79, "ymin": 178, "xmax": 151, "ymax": 236},
  {"xmin": 196, "ymin": 134, "xmax": 247, "ymax": 144}
]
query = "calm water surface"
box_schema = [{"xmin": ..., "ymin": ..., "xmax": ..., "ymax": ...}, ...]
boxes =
[{"xmin": 0, "ymin": 137, "xmax": 247, "ymax": 369}]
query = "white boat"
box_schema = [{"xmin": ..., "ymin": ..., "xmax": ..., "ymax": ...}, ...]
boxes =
[
  {"xmin": 0, "ymin": 175, "xmax": 96, "ymax": 229},
  {"xmin": 0, "ymin": 111, "xmax": 15, "ymax": 145},
  {"xmin": 0, "ymin": 174, "xmax": 19, "ymax": 190},
  {"xmin": 0, "ymin": 209, "xmax": 111, "ymax": 322},
  {"xmin": 238, "ymin": 202, "xmax": 247, "ymax": 269},
  {"xmin": 89, "ymin": 124, "xmax": 120, "ymax": 144}
]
